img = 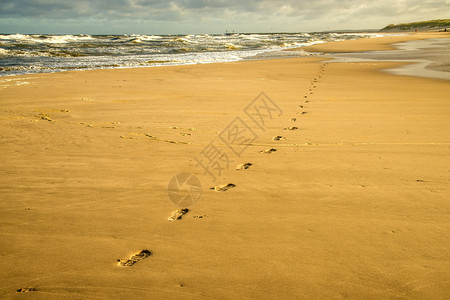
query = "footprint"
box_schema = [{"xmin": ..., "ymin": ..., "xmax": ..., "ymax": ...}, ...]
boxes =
[
  {"xmin": 193, "ymin": 215, "xmax": 209, "ymax": 219},
  {"xmin": 37, "ymin": 113, "xmax": 53, "ymax": 122},
  {"xmin": 260, "ymin": 148, "xmax": 277, "ymax": 154},
  {"xmin": 210, "ymin": 184, "xmax": 235, "ymax": 192},
  {"xmin": 283, "ymin": 127, "xmax": 298, "ymax": 130},
  {"xmin": 168, "ymin": 208, "xmax": 189, "ymax": 221},
  {"xmin": 117, "ymin": 250, "xmax": 151, "ymax": 267},
  {"xmin": 272, "ymin": 136, "xmax": 286, "ymax": 141},
  {"xmin": 237, "ymin": 163, "xmax": 252, "ymax": 170},
  {"xmin": 290, "ymin": 118, "xmax": 297, "ymax": 122},
  {"xmin": 297, "ymin": 111, "xmax": 307, "ymax": 115},
  {"xmin": 17, "ymin": 288, "xmax": 36, "ymax": 293},
  {"xmin": 298, "ymin": 105, "xmax": 304, "ymax": 108}
]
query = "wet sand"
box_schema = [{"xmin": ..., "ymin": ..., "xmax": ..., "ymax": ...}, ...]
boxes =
[
  {"xmin": 325, "ymin": 38, "xmax": 450, "ymax": 80},
  {"xmin": 0, "ymin": 33, "xmax": 449, "ymax": 298}
]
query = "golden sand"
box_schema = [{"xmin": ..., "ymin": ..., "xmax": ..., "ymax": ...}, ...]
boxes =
[
  {"xmin": 0, "ymin": 33, "xmax": 449, "ymax": 298},
  {"xmin": 300, "ymin": 31, "xmax": 448, "ymax": 53}
]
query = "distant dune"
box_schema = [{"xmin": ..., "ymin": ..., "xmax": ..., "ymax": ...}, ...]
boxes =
[{"xmin": 380, "ymin": 19, "xmax": 450, "ymax": 32}]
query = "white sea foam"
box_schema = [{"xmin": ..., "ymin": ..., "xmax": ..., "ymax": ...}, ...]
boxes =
[
  {"xmin": 0, "ymin": 34, "xmax": 93, "ymax": 44},
  {"xmin": 0, "ymin": 33, "xmax": 28, "ymax": 40},
  {"xmin": 43, "ymin": 35, "xmax": 94, "ymax": 44},
  {"xmin": 130, "ymin": 34, "xmax": 163, "ymax": 41}
]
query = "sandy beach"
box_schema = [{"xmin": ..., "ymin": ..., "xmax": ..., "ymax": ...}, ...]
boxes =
[{"xmin": 1, "ymin": 32, "xmax": 449, "ymax": 299}]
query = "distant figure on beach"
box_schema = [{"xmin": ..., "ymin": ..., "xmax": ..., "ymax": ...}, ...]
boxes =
[{"xmin": 415, "ymin": 29, "xmax": 418, "ymax": 32}]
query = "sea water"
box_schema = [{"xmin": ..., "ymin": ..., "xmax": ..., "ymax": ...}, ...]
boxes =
[{"xmin": 0, "ymin": 32, "xmax": 386, "ymax": 76}]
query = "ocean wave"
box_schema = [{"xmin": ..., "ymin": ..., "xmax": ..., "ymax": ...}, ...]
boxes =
[
  {"xmin": 1, "ymin": 32, "xmax": 396, "ymax": 77},
  {"xmin": 0, "ymin": 65, "xmax": 44, "ymax": 72},
  {"xmin": 0, "ymin": 33, "xmax": 29, "ymax": 40},
  {"xmin": 128, "ymin": 34, "xmax": 164, "ymax": 42},
  {"xmin": 0, "ymin": 34, "xmax": 93, "ymax": 44},
  {"xmin": 127, "ymin": 38, "xmax": 144, "ymax": 44},
  {"xmin": 47, "ymin": 35, "xmax": 94, "ymax": 43},
  {"xmin": 0, "ymin": 48, "xmax": 86, "ymax": 58},
  {"xmin": 225, "ymin": 43, "xmax": 241, "ymax": 50}
]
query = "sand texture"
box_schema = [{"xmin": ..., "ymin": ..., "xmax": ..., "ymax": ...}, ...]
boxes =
[
  {"xmin": 300, "ymin": 32, "xmax": 449, "ymax": 53},
  {"xmin": 0, "ymin": 33, "xmax": 449, "ymax": 299}
]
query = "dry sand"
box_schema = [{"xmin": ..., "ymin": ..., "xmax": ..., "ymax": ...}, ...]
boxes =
[
  {"xmin": 0, "ymin": 33, "xmax": 449, "ymax": 299},
  {"xmin": 300, "ymin": 32, "xmax": 448, "ymax": 53}
]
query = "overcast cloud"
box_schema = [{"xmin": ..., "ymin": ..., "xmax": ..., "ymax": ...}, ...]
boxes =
[{"xmin": 0, "ymin": 0, "xmax": 449, "ymax": 34}]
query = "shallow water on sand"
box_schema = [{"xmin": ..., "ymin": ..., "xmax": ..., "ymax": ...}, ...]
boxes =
[{"xmin": 328, "ymin": 38, "xmax": 450, "ymax": 80}]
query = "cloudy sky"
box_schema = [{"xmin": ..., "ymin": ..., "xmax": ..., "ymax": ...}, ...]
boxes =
[{"xmin": 0, "ymin": 0, "xmax": 448, "ymax": 34}]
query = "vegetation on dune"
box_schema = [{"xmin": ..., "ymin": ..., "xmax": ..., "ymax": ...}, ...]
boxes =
[{"xmin": 380, "ymin": 19, "xmax": 450, "ymax": 31}]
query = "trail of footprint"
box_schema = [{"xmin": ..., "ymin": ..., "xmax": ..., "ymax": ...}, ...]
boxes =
[
  {"xmin": 117, "ymin": 250, "xmax": 151, "ymax": 267},
  {"xmin": 215, "ymin": 62, "xmax": 327, "ymax": 222},
  {"xmin": 168, "ymin": 208, "xmax": 189, "ymax": 221},
  {"xmin": 210, "ymin": 184, "xmax": 235, "ymax": 191},
  {"xmin": 286, "ymin": 62, "xmax": 327, "ymax": 147}
]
